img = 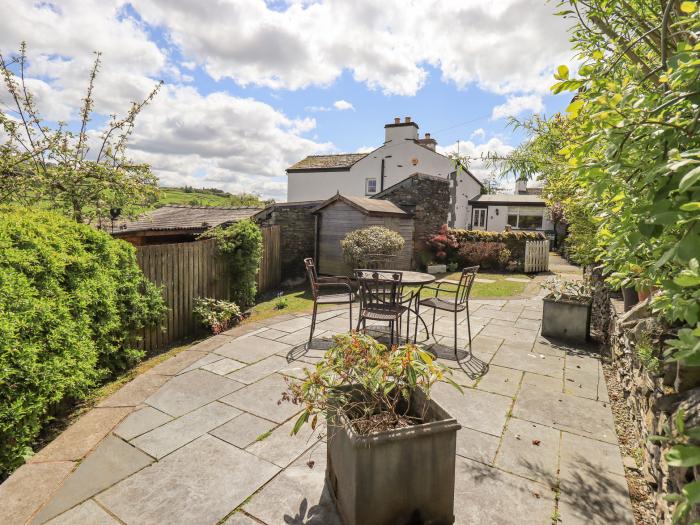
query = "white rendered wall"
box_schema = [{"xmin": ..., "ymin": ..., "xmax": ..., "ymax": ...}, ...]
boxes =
[{"xmin": 486, "ymin": 205, "xmax": 508, "ymax": 231}]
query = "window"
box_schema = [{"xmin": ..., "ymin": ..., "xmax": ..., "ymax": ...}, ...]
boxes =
[
  {"xmin": 365, "ymin": 178, "xmax": 377, "ymax": 194},
  {"xmin": 506, "ymin": 207, "xmax": 543, "ymax": 230},
  {"xmin": 472, "ymin": 208, "xmax": 487, "ymax": 228}
]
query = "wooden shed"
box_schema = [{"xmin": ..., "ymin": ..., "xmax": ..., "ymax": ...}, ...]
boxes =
[{"xmin": 313, "ymin": 194, "xmax": 414, "ymax": 275}]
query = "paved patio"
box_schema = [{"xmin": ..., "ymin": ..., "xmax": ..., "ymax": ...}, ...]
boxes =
[{"xmin": 2, "ymin": 292, "xmax": 635, "ymax": 525}]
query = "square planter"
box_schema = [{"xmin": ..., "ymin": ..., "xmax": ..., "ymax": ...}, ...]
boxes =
[
  {"xmin": 541, "ymin": 295, "xmax": 592, "ymax": 343},
  {"xmin": 426, "ymin": 264, "xmax": 447, "ymax": 275},
  {"xmin": 326, "ymin": 388, "xmax": 461, "ymax": 525}
]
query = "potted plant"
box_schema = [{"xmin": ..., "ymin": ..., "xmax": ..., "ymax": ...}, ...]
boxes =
[
  {"xmin": 192, "ymin": 297, "xmax": 241, "ymax": 334},
  {"xmin": 541, "ymin": 278, "xmax": 592, "ymax": 343},
  {"xmin": 285, "ymin": 333, "xmax": 462, "ymax": 525}
]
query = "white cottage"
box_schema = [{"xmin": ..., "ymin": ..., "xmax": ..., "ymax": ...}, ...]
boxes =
[{"xmin": 286, "ymin": 117, "xmax": 483, "ymax": 228}]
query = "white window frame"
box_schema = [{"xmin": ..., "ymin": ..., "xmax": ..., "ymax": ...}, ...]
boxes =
[
  {"xmin": 506, "ymin": 206, "xmax": 544, "ymax": 230},
  {"xmin": 365, "ymin": 178, "xmax": 377, "ymax": 195},
  {"xmin": 472, "ymin": 208, "xmax": 487, "ymax": 228}
]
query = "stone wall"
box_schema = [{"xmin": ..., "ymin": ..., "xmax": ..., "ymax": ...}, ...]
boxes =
[
  {"xmin": 598, "ymin": 279, "xmax": 700, "ymax": 523},
  {"xmin": 254, "ymin": 201, "xmax": 321, "ymax": 285},
  {"xmin": 373, "ymin": 173, "xmax": 450, "ymax": 268}
]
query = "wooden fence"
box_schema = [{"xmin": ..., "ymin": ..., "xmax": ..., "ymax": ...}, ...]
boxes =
[
  {"xmin": 136, "ymin": 226, "xmax": 281, "ymax": 353},
  {"xmin": 524, "ymin": 239, "xmax": 550, "ymax": 273}
]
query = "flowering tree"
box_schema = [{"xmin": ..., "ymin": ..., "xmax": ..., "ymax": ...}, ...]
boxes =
[{"xmin": 0, "ymin": 43, "xmax": 162, "ymax": 224}]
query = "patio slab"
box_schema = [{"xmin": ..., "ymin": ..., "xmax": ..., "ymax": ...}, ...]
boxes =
[
  {"xmin": 453, "ymin": 457, "xmax": 555, "ymax": 525},
  {"xmin": 96, "ymin": 435, "xmax": 280, "ymax": 525},
  {"xmin": 114, "ymin": 406, "xmax": 173, "ymax": 441},
  {"xmin": 226, "ymin": 355, "xmax": 289, "ymax": 384},
  {"xmin": 491, "ymin": 343, "xmax": 564, "ymax": 379},
  {"xmin": 97, "ymin": 372, "xmax": 170, "ymax": 408},
  {"xmin": 45, "ymin": 500, "xmax": 118, "ymax": 525},
  {"xmin": 432, "ymin": 382, "xmax": 512, "ymax": 437},
  {"xmin": 494, "ymin": 418, "xmax": 560, "ymax": 485},
  {"xmin": 220, "ymin": 373, "xmax": 300, "ymax": 423},
  {"xmin": 31, "ymin": 435, "xmax": 152, "ymax": 524},
  {"xmin": 201, "ymin": 357, "xmax": 246, "ymax": 376},
  {"xmin": 214, "ymin": 335, "xmax": 291, "ymax": 363},
  {"xmin": 210, "ymin": 412, "xmax": 276, "ymax": 449},
  {"xmin": 131, "ymin": 401, "xmax": 241, "ymax": 459},
  {"xmin": 145, "ymin": 369, "xmax": 244, "ymax": 417},
  {"xmin": 245, "ymin": 416, "xmax": 324, "ymax": 468}
]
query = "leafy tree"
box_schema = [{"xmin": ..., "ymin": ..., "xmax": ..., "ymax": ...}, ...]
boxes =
[
  {"xmin": 0, "ymin": 43, "xmax": 162, "ymax": 223},
  {"xmin": 228, "ymin": 192, "xmax": 275, "ymax": 208}
]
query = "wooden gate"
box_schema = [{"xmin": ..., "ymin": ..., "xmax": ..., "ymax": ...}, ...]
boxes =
[
  {"xmin": 524, "ymin": 240, "xmax": 550, "ymax": 273},
  {"xmin": 257, "ymin": 225, "xmax": 281, "ymax": 294}
]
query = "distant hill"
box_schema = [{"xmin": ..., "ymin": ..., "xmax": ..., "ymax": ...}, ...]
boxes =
[{"xmin": 156, "ymin": 187, "xmax": 274, "ymax": 208}]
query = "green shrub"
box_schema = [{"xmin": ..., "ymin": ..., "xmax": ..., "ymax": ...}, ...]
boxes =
[
  {"xmin": 193, "ymin": 298, "xmax": 241, "ymax": 334},
  {"xmin": 202, "ymin": 220, "xmax": 262, "ymax": 307},
  {"xmin": 341, "ymin": 226, "xmax": 405, "ymax": 266},
  {"xmin": 0, "ymin": 206, "xmax": 165, "ymax": 477}
]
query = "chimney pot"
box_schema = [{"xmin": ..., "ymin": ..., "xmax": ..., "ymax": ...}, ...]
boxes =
[
  {"xmin": 394, "ymin": 117, "xmax": 400, "ymax": 124},
  {"xmin": 425, "ymin": 133, "xmax": 431, "ymax": 139},
  {"xmin": 405, "ymin": 116, "xmax": 411, "ymax": 123}
]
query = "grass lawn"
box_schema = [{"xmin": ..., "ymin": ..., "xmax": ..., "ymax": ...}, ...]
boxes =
[
  {"xmin": 156, "ymin": 188, "xmax": 233, "ymax": 207},
  {"xmin": 248, "ymin": 271, "xmax": 535, "ymax": 322}
]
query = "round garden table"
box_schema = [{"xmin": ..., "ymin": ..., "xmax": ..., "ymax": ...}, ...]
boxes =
[{"xmin": 380, "ymin": 270, "xmax": 436, "ymax": 343}]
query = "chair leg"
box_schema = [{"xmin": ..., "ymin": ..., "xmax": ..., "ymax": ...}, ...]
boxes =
[
  {"xmin": 431, "ymin": 308, "xmax": 436, "ymax": 337},
  {"xmin": 348, "ymin": 300, "xmax": 353, "ymax": 333},
  {"xmin": 389, "ymin": 320, "xmax": 394, "ymax": 347},
  {"xmin": 307, "ymin": 302, "xmax": 318, "ymax": 349},
  {"xmin": 453, "ymin": 309, "xmax": 459, "ymax": 360},
  {"xmin": 466, "ymin": 302, "xmax": 473, "ymax": 356},
  {"xmin": 413, "ymin": 297, "xmax": 420, "ymax": 343}
]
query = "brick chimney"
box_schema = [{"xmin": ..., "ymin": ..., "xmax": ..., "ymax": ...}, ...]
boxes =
[{"xmin": 417, "ymin": 132, "xmax": 437, "ymax": 151}]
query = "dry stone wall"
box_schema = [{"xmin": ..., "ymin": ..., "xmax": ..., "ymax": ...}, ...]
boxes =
[{"xmin": 590, "ymin": 268, "xmax": 700, "ymax": 523}]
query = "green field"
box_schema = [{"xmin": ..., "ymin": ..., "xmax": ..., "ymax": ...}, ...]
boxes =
[{"xmin": 154, "ymin": 187, "xmax": 273, "ymax": 208}]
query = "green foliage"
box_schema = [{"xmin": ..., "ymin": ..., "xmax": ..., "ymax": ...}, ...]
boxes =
[
  {"xmin": 542, "ymin": 277, "xmax": 592, "ymax": 302},
  {"xmin": 192, "ymin": 298, "xmax": 241, "ymax": 334},
  {"xmin": 273, "ymin": 295, "xmax": 289, "ymax": 310},
  {"xmin": 156, "ymin": 187, "xmax": 274, "ymax": 209},
  {"xmin": 284, "ymin": 333, "xmax": 461, "ymax": 436},
  {"xmin": 341, "ymin": 226, "xmax": 405, "ymax": 266},
  {"xmin": 650, "ymin": 409, "xmax": 700, "ymax": 524},
  {"xmin": 0, "ymin": 43, "xmax": 161, "ymax": 223},
  {"xmin": 635, "ymin": 332, "xmax": 661, "ymax": 374},
  {"xmin": 458, "ymin": 242, "xmax": 507, "ymax": 270},
  {"xmin": 0, "ymin": 206, "xmax": 165, "ymax": 477},
  {"xmin": 202, "ymin": 220, "xmax": 262, "ymax": 307}
]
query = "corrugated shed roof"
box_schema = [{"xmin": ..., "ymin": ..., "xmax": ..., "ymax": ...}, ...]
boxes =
[
  {"xmin": 471, "ymin": 194, "xmax": 546, "ymax": 205},
  {"xmin": 113, "ymin": 205, "xmax": 261, "ymax": 234},
  {"xmin": 312, "ymin": 194, "xmax": 408, "ymax": 216},
  {"xmin": 287, "ymin": 153, "xmax": 368, "ymax": 171}
]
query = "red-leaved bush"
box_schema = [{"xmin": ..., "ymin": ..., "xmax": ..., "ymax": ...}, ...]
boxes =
[
  {"xmin": 458, "ymin": 242, "xmax": 506, "ymax": 269},
  {"xmin": 424, "ymin": 224, "xmax": 458, "ymax": 261}
]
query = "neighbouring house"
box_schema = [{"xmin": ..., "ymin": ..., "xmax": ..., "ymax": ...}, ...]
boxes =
[
  {"xmin": 312, "ymin": 194, "xmax": 414, "ymax": 276},
  {"xmin": 286, "ymin": 116, "xmax": 483, "ymax": 229},
  {"xmin": 110, "ymin": 205, "xmax": 262, "ymax": 246},
  {"xmin": 469, "ymin": 180, "xmax": 553, "ymax": 233}
]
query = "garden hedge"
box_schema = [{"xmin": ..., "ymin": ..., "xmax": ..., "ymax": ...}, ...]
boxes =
[
  {"xmin": 0, "ymin": 207, "xmax": 165, "ymax": 478},
  {"xmin": 451, "ymin": 229, "xmax": 545, "ymax": 262}
]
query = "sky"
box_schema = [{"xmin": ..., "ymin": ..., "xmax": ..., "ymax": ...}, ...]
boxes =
[{"xmin": 0, "ymin": 0, "xmax": 576, "ymax": 201}]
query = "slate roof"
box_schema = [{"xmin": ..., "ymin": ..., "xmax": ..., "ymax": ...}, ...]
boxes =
[
  {"xmin": 113, "ymin": 205, "xmax": 262, "ymax": 234},
  {"xmin": 287, "ymin": 153, "xmax": 368, "ymax": 172},
  {"xmin": 312, "ymin": 194, "xmax": 408, "ymax": 217},
  {"xmin": 471, "ymin": 194, "xmax": 546, "ymax": 206}
]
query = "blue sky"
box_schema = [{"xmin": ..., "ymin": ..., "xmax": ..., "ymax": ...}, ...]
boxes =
[{"xmin": 1, "ymin": 0, "xmax": 576, "ymax": 200}]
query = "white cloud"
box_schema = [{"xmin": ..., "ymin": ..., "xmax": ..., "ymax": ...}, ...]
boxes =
[
  {"xmin": 470, "ymin": 128, "xmax": 486, "ymax": 140},
  {"xmin": 438, "ymin": 136, "xmax": 514, "ymax": 182},
  {"xmin": 126, "ymin": 86, "xmax": 332, "ymax": 200},
  {"xmin": 134, "ymin": 0, "xmax": 574, "ymax": 97},
  {"xmin": 333, "ymin": 99, "xmax": 354, "ymax": 111},
  {"xmin": 491, "ymin": 95, "xmax": 544, "ymax": 120}
]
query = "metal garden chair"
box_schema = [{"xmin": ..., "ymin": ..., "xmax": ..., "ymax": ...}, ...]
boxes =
[
  {"xmin": 416, "ymin": 266, "xmax": 479, "ymax": 359},
  {"xmin": 304, "ymin": 258, "xmax": 355, "ymax": 349},
  {"xmin": 354, "ymin": 270, "xmax": 408, "ymax": 346}
]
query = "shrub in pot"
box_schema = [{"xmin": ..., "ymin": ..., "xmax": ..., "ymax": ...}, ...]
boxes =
[
  {"xmin": 285, "ymin": 333, "xmax": 462, "ymax": 525},
  {"xmin": 541, "ymin": 278, "xmax": 592, "ymax": 343}
]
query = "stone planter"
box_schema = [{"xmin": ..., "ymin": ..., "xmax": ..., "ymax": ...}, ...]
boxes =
[
  {"xmin": 542, "ymin": 295, "xmax": 592, "ymax": 343},
  {"xmin": 621, "ymin": 286, "xmax": 639, "ymax": 312},
  {"xmin": 326, "ymin": 388, "xmax": 461, "ymax": 525},
  {"xmin": 426, "ymin": 264, "xmax": 446, "ymax": 274}
]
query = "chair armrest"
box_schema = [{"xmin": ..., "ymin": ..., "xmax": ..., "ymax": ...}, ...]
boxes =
[
  {"xmin": 435, "ymin": 279, "xmax": 460, "ymax": 285},
  {"xmin": 318, "ymin": 275, "xmax": 352, "ymax": 284},
  {"xmin": 421, "ymin": 284, "xmax": 458, "ymax": 297}
]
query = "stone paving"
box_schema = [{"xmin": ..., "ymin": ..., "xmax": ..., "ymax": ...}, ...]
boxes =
[{"xmin": 1, "ymin": 290, "xmax": 636, "ymax": 525}]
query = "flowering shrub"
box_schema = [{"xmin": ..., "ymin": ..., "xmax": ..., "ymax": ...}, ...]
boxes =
[
  {"xmin": 341, "ymin": 226, "xmax": 405, "ymax": 266},
  {"xmin": 284, "ymin": 332, "xmax": 461, "ymax": 435},
  {"xmin": 193, "ymin": 298, "xmax": 241, "ymax": 334},
  {"xmin": 425, "ymin": 224, "xmax": 459, "ymax": 262}
]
